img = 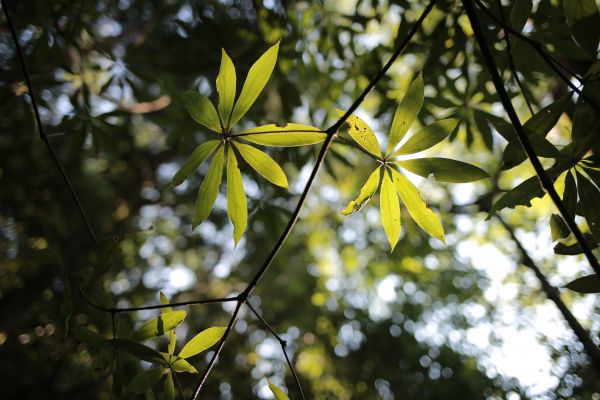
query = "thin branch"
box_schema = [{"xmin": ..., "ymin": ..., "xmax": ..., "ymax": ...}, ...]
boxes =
[
  {"xmin": 2, "ymin": 0, "xmax": 97, "ymax": 242},
  {"xmin": 111, "ymin": 297, "xmax": 239, "ymax": 313},
  {"xmin": 496, "ymin": 216, "xmax": 600, "ymax": 374},
  {"xmin": 463, "ymin": 0, "xmax": 600, "ymax": 277}
]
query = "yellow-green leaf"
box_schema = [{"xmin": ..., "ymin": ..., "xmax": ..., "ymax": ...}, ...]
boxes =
[
  {"xmin": 226, "ymin": 149, "xmax": 247, "ymax": 245},
  {"xmin": 217, "ymin": 49, "xmax": 236, "ymax": 130},
  {"xmin": 392, "ymin": 119, "xmax": 458, "ymax": 156},
  {"xmin": 342, "ymin": 167, "xmax": 381, "ymax": 215},
  {"xmin": 193, "ymin": 146, "xmax": 225, "ymax": 227},
  {"xmin": 335, "ymin": 109, "xmax": 381, "ymax": 158},
  {"xmin": 133, "ymin": 311, "xmax": 187, "ymax": 341},
  {"xmin": 128, "ymin": 368, "xmax": 165, "ymax": 394},
  {"xmin": 387, "ymin": 73, "xmax": 423, "ymax": 155},
  {"xmin": 170, "ymin": 357, "xmax": 198, "ymax": 373},
  {"xmin": 182, "ymin": 91, "xmax": 221, "ymax": 132},
  {"xmin": 390, "ymin": 168, "xmax": 445, "ymax": 243},
  {"xmin": 380, "ymin": 170, "xmax": 401, "ymax": 251},
  {"xmin": 233, "ymin": 142, "xmax": 288, "ymax": 188},
  {"xmin": 236, "ymin": 123, "xmax": 326, "ymax": 147},
  {"xmin": 394, "ymin": 158, "xmax": 490, "ymax": 183},
  {"xmin": 179, "ymin": 326, "xmax": 226, "ymax": 359},
  {"xmin": 170, "ymin": 141, "xmax": 220, "ymax": 188},
  {"xmin": 163, "ymin": 371, "xmax": 175, "ymax": 400},
  {"xmin": 229, "ymin": 42, "xmax": 279, "ymax": 127},
  {"xmin": 159, "ymin": 291, "xmax": 172, "ymax": 314},
  {"xmin": 168, "ymin": 331, "xmax": 176, "ymax": 355},
  {"xmin": 268, "ymin": 380, "xmax": 289, "ymax": 400}
]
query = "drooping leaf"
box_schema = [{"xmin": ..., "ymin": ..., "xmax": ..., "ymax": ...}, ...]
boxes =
[
  {"xmin": 342, "ymin": 167, "xmax": 381, "ymax": 215},
  {"xmin": 268, "ymin": 380, "xmax": 289, "ymax": 400},
  {"xmin": 216, "ymin": 49, "xmax": 236, "ymax": 130},
  {"xmin": 170, "ymin": 357, "xmax": 198, "ymax": 373},
  {"xmin": 335, "ymin": 109, "xmax": 382, "ymax": 158},
  {"xmin": 163, "ymin": 371, "xmax": 175, "ymax": 400},
  {"xmin": 565, "ymin": 274, "xmax": 600, "ymax": 293},
  {"xmin": 550, "ymin": 214, "xmax": 571, "ymax": 241},
  {"xmin": 577, "ymin": 172, "xmax": 600, "ymax": 242},
  {"xmin": 392, "ymin": 119, "xmax": 458, "ymax": 156},
  {"xmin": 563, "ymin": 0, "xmax": 600, "ymax": 58},
  {"xmin": 106, "ymin": 339, "xmax": 165, "ymax": 364},
  {"xmin": 71, "ymin": 326, "xmax": 110, "ymax": 349},
  {"xmin": 128, "ymin": 368, "xmax": 165, "ymax": 394},
  {"xmin": 229, "ymin": 42, "xmax": 279, "ymax": 127},
  {"xmin": 226, "ymin": 149, "xmax": 247, "ymax": 245},
  {"xmin": 554, "ymin": 233, "xmax": 599, "ymax": 255},
  {"xmin": 159, "ymin": 292, "xmax": 172, "ymax": 314},
  {"xmin": 391, "ymin": 168, "xmax": 444, "ymax": 243},
  {"xmin": 133, "ymin": 311, "xmax": 187, "ymax": 341},
  {"xmin": 387, "ymin": 73, "xmax": 423, "ymax": 154},
  {"xmin": 509, "ymin": 0, "xmax": 533, "ymax": 32},
  {"xmin": 170, "ymin": 141, "xmax": 220, "ymax": 188},
  {"xmin": 179, "ymin": 327, "xmax": 226, "ymax": 359},
  {"xmin": 380, "ymin": 170, "xmax": 401, "ymax": 251},
  {"xmin": 193, "ymin": 146, "xmax": 225, "ymax": 227},
  {"xmin": 182, "ymin": 91, "xmax": 221, "ymax": 132},
  {"xmin": 394, "ymin": 158, "xmax": 489, "ymax": 183},
  {"xmin": 236, "ymin": 124, "xmax": 326, "ymax": 146},
  {"xmin": 233, "ymin": 142, "xmax": 288, "ymax": 188}
]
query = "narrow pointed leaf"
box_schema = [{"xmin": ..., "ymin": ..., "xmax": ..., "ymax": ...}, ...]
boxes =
[
  {"xmin": 106, "ymin": 339, "xmax": 165, "ymax": 364},
  {"xmin": 159, "ymin": 291, "xmax": 172, "ymax": 314},
  {"xmin": 237, "ymin": 124, "xmax": 326, "ymax": 146},
  {"xmin": 226, "ymin": 149, "xmax": 247, "ymax": 245},
  {"xmin": 577, "ymin": 173, "xmax": 600, "ymax": 242},
  {"xmin": 217, "ymin": 50, "xmax": 236, "ymax": 130},
  {"xmin": 164, "ymin": 371, "xmax": 175, "ymax": 400},
  {"xmin": 392, "ymin": 119, "xmax": 458, "ymax": 156},
  {"xmin": 133, "ymin": 311, "xmax": 187, "ymax": 341},
  {"xmin": 168, "ymin": 331, "xmax": 176, "ymax": 355},
  {"xmin": 335, "ymin": 109, "xmax": 381, "ymax": 158},
  {"xmin": 72, "ymin": 326, "xmax": 110, "ymax": 349},
  {"xmin": 380, "ymin": 170, "xmax": 401, "ymax": 251},
  {"xmin": 170, "ymin": 357, "xmax": 198, "ymax": 373},
  {"xmin": 182, "ymin": 91, "xmax": 221, "ymax": 132},
  {"xmin": 391, "ymin": 169, "xmax": 444, "ymax": 243},
  {"xmin": 170, "ymin": 141, "xmax": 219, "ymax": 188},
  {"xmin": 565, "ymin": 274, "xmax": 600, "ymax": 293},
  {"xmin": 490, "ymin": 175, "xmax": 542, "ymax": 213},
  {"xmin": 193, "ymin": 146, "xmax": 225, "ymax": 227},
  {"xmin": 268, "ymin": 380, "xmax": 289, "ymax": 400},
  {"xmin": 554, "ymin": 233, "xmax": 599, "ymax": 255},
  {"xmin": 550, "ymin": 214, "xmax": 571, "ymax": 241},
  {"xmin": 233, "ymin": 142, "xmax": 288, "ymax": 188},
  {"xmin": 342, "ymin": 167, "xmax": 381, "ymax": 215},
  {"xmin": 387, "ymin": 73, "xmax": 423, "ymax": 154},
  {"xmin": 563, "ymin": 0, "xmax": 600, "ymax": 58},
  {"xmin": 179, "ymin": 327, "xmax": 226, "ymax": 359},
  {"xmin": 394, "ymin": 158, "xmax": 489, "ymax": 182},
  {"xmin": 229, "ymin": 42, "xmax": 279, "ymax": 127},
  {"xmin": 128, "ymin": 368, "xmax": 165, "ymax": 394},
  {"xmin": 509, "ymin": 0, "xmax": 533, "ymax": 32}
]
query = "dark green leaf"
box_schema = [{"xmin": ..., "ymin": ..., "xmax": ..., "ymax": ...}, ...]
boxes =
[
  {"xmin": 509, "ymin": 0, "xmax": 533, "ymax": 32},
  {"xmin": 554, "ymin": 233, "xmax": 599, "ymax": 255},
  {"xmin": 394, "ymin": 158, "xmax": 489, "ymax": 183},
  {"xmin": 577, "ymin": 172, "xmax": 600, "ymax": 242},
  {"xmin": 128, "ymin": 368, "xmax": 165, "ymax": 394},
  {"xmin": 106, "ymin": 339, "xmax": 165, "ymax": 364},
  {"xmin": 565, "ymin": 274, "xmax": 600, "ymax": 293},
  {"xmin": 72, "ymin": 326, "xmax": 110, "ymax": 349},
  {"xmin": 550, "ymin": 214, "xmax": 571, "ymax": 241}
]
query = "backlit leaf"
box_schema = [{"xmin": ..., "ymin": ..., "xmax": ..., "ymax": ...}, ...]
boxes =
[
  {"xmin": 193, "ymin": 146, "xmax": 225, "ymax": 227},
  {"xmin": 128, "ymin": 368, "xmax": 164, "ymax": 394},
  {"xmin": 387, "ymin": 73, "xmax": 423, "ymax": 154},
  {"xmin": 394, "ymin": 158, "xmax": 489, "ymax": 183},
  {"xmin": 236, "ymin": 124, "xmax": 326, "ymax": 146},
  {"xmin": 159, "ymin": 291, "xmax": 172, "ymax": 314},
  {"xmin": 380, "ymin": 170, "xmax": 401, "ymax": 251},
  {"xmin": 268, "ymin": 380, "xmax": 289, "ymax": 400},
  {"xmin": 217, "ymin": 50, "xmax": 236, "ymax": 130},
  {"xmin": 170, "ymin": 357, "xmax": 198, "ymax": 373},
  {"xmin": 163, "ymin": 371, "xmax": 175, "ymax": 400},
  {"xmin": 133, "ymin": 311, "xmax": 187, "ymax": 341},
  {"xmin": 392, "ymin": 119, "xmax": 458, "ymax": 156},
  {"xmin": 170, "ymin": 140, "xmax": 219, "ymax": 188},
  {"xmin": 233, "ymin": 142, "xmax": 288, "ymax": 188},
  {"xmin": 182, "ymin": 91, "xmax": 221, "ymax": 132},
  {"xmin": 179, "ymin": 327, "xmax": 226, "ymax": 359},
  {"xmin": 342, "ymin": 167, "xmax": 381, "ymax": 215},
  {"xmin": 336, "ymin": 109, "xmax": 381, "ymax": 158},
  {"xmin": 226, "ymin": 149, "xmax": 247, "ymax": 245}
]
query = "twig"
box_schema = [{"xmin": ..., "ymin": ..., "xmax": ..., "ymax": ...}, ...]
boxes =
[{"xmin": 464, "ymin": 0, "xmax": 600, "ymax": 277}]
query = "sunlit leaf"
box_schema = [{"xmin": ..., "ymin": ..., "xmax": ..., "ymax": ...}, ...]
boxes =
[
  {"xmin": 236, "ymin": 124, "xmax": 326, "ymax": 146},
  {"xmin": 163, "ymin": 371, "xmax": 175, "ymax": 400},
  {"xmin": 380, "ymin": 170, "xmax": 401, "ymax": 251},
  {"xmin": 106, "ymin": 339, "xmax": 165, "ymax": 364},
  {"xmin": 394, "ymin": 158, "xmax": 489, "ymax": 183},
  {"xmin": 233, "ymin": 142, "xmax": 288, "ymax": 188},
  {"xmin": 71, "ymin": 326, "xmax": 110, "ymax": 349},
  {"xmin": 387, "ymin": 73, "xmax": 423, "ymax": 154},
  {"xmin": 128, "ymin": 368, "xmax": 165, "ymax": 394},
  {"xmin": 565, "ymin": 274, "xmax": 600, "ymax": 293},
  {"xmin": 268, "ymin": 380, "xmax": 289, "ymax": 400},
  {"xmin": 193, "ymin": 146, "xmax": 225, "ymax": 228},
  {"xmin": 133, "ymin": 311, "xmax": 187, "ymax": 341},
  {"xmin": 217, "ymin": 50, "xmax": 236, "ymax": 130},
  {"xmin": 170, "ymin": 357, "xmax": 198, "ymax": 373},
  {"xmin": 226, "ymin": 148, "xmax": 247, "ymax": 245},
  {"xmin": 182, "ymin": 91, "xmax": 221, "ymax": 132},
  {"xmin": 392, "ymin": 119, "xmax": 458, "ymax": 156},
  {"xmin": 179, "ymin": 327, "xmax": 226, "ymax": 359},
  {"xmin": 159, "ymin": 292, "xmax": 172, "ymax": 314},
  {"xmin": 229, "ymin": 42, "xmax": 279, "ymax": 127},
  {"xmin": 342, "ymin": 167, "xmax": 381, "ymax": 215},
  {"xmin": 335, "ymin": 109, "xmax": 381, "ymax": 158},
  {"xmin": 577, "ymin": 172, "xmax": 600, "ymax": 242},
  {"xmin": 170, "ymin": 141, "xmax": 219, "ymax": 188},
  {"xmin": 390, "ymin": 168, "xmax": 444, "ymax": 243}
]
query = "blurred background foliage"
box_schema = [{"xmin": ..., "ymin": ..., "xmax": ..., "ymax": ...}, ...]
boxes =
[{"xmin": 1, "ymin": 0, "xmax": 600, "ymax": 399}]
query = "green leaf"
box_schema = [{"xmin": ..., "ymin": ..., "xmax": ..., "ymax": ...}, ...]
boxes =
[
  {"xmin": 392, "ymin": 119, "xmax": 458, "ymax": 156},
  {"xmin": 168, "ymin": 331, "xmax": 176, "ymax": 355},
  {"xmin": 394, "ymin": 158, "xmax": 489, "ymax": 183},
  {"xmin": 133, "ymin": 311, "xmax": 187, "ymax": 341},
  {"xmin": 523, "ymin": 95, "xmax": 569, "ymax": 137},
  {"xmin": 170, "ymin": 357, "xmax": 198, "ymax": 373},
  {"xmin": 550, "ymin": 214, "xmax": 571, "ymax": 241},
  {"xmin": 387, "ymin": 73, "xmax": 423, "ymax": 154},
  {"xmin": 335, "ymin": 109, "xmax": 382, "ymax": 158},
  {"xmin": 229, "ymin": 42, "xmax": 279, "ymax": 127},
  {"xmin": 236, "ymin": 124, "xmax": 326, "ymax": 146},
  {"xmin": 170, "ymin": 141, "xmax": 219, "ymax": 188},
  {"xmin": 577, "ymin": 173, "xmax": 600, "ymax": 242},
  {"xmin": 565, "ymin": 274, "xmax": 600, "ymax": 293},
  {"xmin": 226, "ymin": 148, "xmax": 248, "ymax": 245},
  {"xmin": 182, "ymin": 91, "xmax": 221, "ymax": 132},
  {"xmin": 233, "ymin": 142, "xmax": 288, "ymax": 188},
  {"xmin": 509, "ymin": 0, "xmax": 533, "ymax": 32},
  {"xmin": 128, "ymin": 368, "xmax": 165, "ymax": 394},
  {"xmin": 342, "ymin": 167, "xmax": 381, "ymax": 215},
  {"xmin": 217, "ymin": 49, "xmax": 236, "ymax": 130},
  {"xmin": 159, "ymin": 292, "xmax": 172, "ymax": 314},
  {"xmin": 554, "ymin": 233, "xmax": 599, "ymax": 255},
  {"xmin": 193, "ymin": 145, "xmax": 225, "ymax": 227},
  {"xmin": 390, "ymin": 168, "xmax": 445, "ymax": 243},
  {"xmin": 106, "ymin": 339, "xmax": 165, "ymax": 364},
  {"xmin": 380, "ymin": 170, "xmax": 401, "ymax": 251},
  {"xmin": 178, "ymin": 327, "xmax": 226, "ymax": 359},
  {"xmin": 563, "ymin": 0, "xmax": 600, "ymax": 58},
  {"xmin": 163, "ymin": 371, "xmax": 175, "ymax": 400},
  {"xmin": 490, "ymin": 175, "xmax": 543, "ymax": 213},
  {"xmin": 268, "ymin": 380, "xmax": 289, "ymax": 400},
  {"xmin": 563, "ymin": 170, "xmax": 578, "ymax": 219},
  {"xmin": 71, "ymin": 326, "xmax": 110, "ymax": 349}
]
